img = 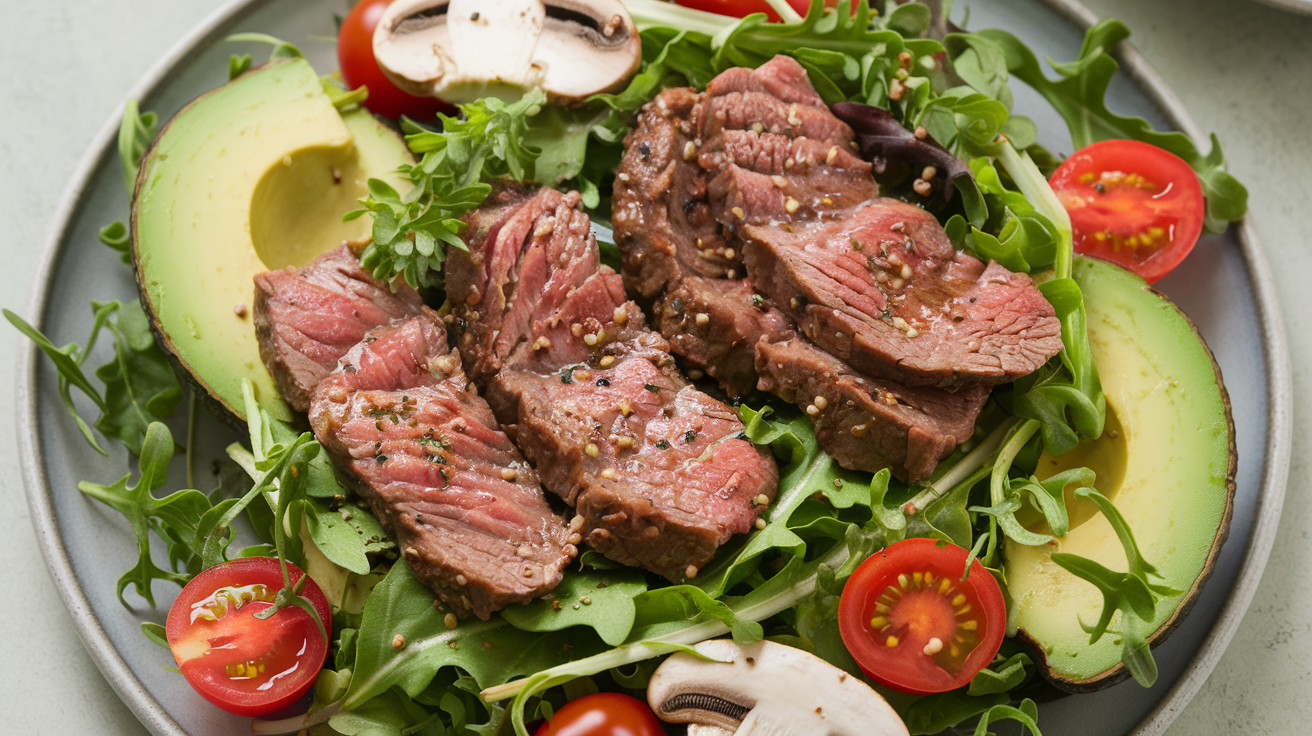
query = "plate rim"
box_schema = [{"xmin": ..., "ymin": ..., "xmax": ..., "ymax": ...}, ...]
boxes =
[{"xmin": 17, "ymin": 1, "xmax": 1293, "ymax": 735}]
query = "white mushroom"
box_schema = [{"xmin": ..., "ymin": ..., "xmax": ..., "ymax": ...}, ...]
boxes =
[
  {"xmin": 647, "ymin": 639, "xmax": 909, "ymax": 736},
  {"xmin": 372, "ymin": 0, "xmax": 641, "ymax": 105}
]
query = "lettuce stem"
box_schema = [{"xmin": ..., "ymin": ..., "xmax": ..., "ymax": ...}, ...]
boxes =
[{"xmin": 996, "ymin": 141, "xmax": 1073, "ymax": 279}]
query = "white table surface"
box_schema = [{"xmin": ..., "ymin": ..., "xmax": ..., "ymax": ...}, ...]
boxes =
[{"xmin": 2, "ymin": 0, "xmax": 1308, "ymax": 732}]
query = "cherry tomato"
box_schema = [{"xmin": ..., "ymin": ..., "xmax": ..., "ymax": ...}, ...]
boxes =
[
  {"xmin": 1049, "ymin": 139, "xmax": 1205, "ymax": 284},
  {"xmin": 837, "ymin": 538, "xmax": 1005, "ymax": 695},
  {"xmin": 338, "ymin": 0, "xmax": 453, "ymax": 121},
  {"xmin": 534, "ymin": 692, "xmax": 666, "ymax": 736},
  {"xmin": 674, "ymin": 0, "xmax": 857, "ymax": 22},
  {"xmin": 165, "ymin": 557, "xmax": 331, "ymax": 717}
]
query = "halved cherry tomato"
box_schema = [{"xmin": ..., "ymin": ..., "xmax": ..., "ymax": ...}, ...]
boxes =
[
  {"xmin": 534, "ymin": 692, "xmax": 666, "ymax": 736},
  {"xmin": 674, "ymin": 0, "xmax": 856, "ymax": 22},
  {"xmin": 1049, "ymin": 139, "xmax": 1205, "ymax": 284},
  {"xmin": 838, "ymin": 538, "xmax": 1005, "ymax": 695},
  {"xmin": 338, "ymin": 0, "xmax": 454, "ymax": 121},
  {"xmin": 165, "ymin": 557, "xmax": 331, "ymax": 717}
]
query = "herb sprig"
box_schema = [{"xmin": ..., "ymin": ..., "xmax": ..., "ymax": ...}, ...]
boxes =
[{"xmin": 347, "ymin": 90, "xmax": 547, "ymax": 289}]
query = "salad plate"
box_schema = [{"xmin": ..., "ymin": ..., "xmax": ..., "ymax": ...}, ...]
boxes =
[{"xmin": 18, "ymin": 0, "xmax": 1291, "ymax": 734}]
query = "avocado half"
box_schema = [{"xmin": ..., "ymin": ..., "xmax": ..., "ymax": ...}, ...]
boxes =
[
  {"xmin": 1005, "ymin": 256, "xmax": 1237, "ymax": 692},
  {"xmin": 131, "ymin": 58, "xmax": 413, "ymax": 426}
]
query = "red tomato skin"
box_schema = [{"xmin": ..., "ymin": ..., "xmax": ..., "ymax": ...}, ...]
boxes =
[
  {"xmin": 837, "ymin": 538, "xmax": 1006, "ymax": 695},
  {"xmin": 534, "ymin": 693, "xmax": 666, "ymax": 736},
  {"xmin": 1049, "ymin": 139, "xmax": 1205, "ymax": 284},
  {"xmin": 338, "ymin": 0, "xmax": 453, "ymax": 121},
  {"xmin": 674, "ymin": 0, "xmax": 853, "ymax": 22},
  {"xmin": 165, "ymin": 558, "xmax": 331, "ymax": 717}
]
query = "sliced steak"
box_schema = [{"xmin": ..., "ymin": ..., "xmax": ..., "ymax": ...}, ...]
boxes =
[
  {"xmin": 613, "ymin": 56, "xmax": 874, "ymax": 398},
  {"xmin": 309, "ymin": 312, "xmax": 575, "ymax": 619},
  {"xmin": 702, "ymin": 131, "xmax": 877, "ymax": 226},
  {"xmin": 756, "ymin": 335, "xmax": 989, "ymax": 482},
  {"xmin": 448, "ymin": 188, "xmax": 778, "ymax": 581},
  {"xmin": 657, "ymin": 276, "xmax": 791, "ymax": 397},
  {"xmin": 489, "ymin": 356, "xmax": 777, "ymax": 580},
  {"xmin": 253, "ymin": 244, "xmax": 424, "ymax": 412},
  {"xmin": 742, "ymin": 199, "xmax": 1063, "ymax": 387},
  {"xmin": 612, "ymin": 86, "xmax": 731, "ymax": 300}
]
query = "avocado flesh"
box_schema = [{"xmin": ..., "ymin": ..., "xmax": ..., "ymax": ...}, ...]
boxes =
[
  {"xmin": 1006, "ymin": 256, "xmax": 1235, "ymax": 691},
  {"xmin": 132, "ymin": 58, "xmax": 412, "ymax": 425}
]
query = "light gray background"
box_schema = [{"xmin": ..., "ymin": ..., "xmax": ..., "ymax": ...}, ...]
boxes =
[{"xmin": 1, "ymin": 0, "xmax": 1307, "ymax": 732}]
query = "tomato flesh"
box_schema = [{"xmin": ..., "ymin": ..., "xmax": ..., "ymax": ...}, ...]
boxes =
[
  {"xmin": 534, "ymin": 692, "xmax": 665, "ymax": 736},
  {"xmin": 838, "ymin": 538, "xmax": 1005, "ymax": 694},
  {"xmin": 338, "ymin": 0, "xmax": 454, "ymax": 121},
  {"xmin": 674, "ymin": 0, "xmax": 855, "ymax": 21},
  {"xmin": 1049, "ymin": 139, "xmax": 1205, "ymax": 284},
  {"xmin": 166, "ymin": 558, "xmax": 331, "ymax": 717}
]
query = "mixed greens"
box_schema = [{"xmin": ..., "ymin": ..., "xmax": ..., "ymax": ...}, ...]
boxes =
[{"xmin": 13, "ymin": 1, "xmax": 1248, "ymax": 735}]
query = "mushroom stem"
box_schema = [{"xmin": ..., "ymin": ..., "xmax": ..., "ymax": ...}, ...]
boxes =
[{"xmin": 688, "ymin": 725, "xmax": 735, "ymax": 736}]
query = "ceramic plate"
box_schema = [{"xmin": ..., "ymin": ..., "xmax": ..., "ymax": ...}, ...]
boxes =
[
  {"xmin": 19, "ymin": 0, "xmax": 1292, "ymax": 734},
  {"xmin": 1252, "ymin": 0, "xmax": 1312, "ymax": 16}
]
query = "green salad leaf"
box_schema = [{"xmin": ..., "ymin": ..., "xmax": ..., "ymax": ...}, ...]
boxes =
[
  {"xmin": 350, "ymin": 90, "xmax": 546, "ymax": 289},
  {"xmin": 1051, "ymin": 489, "xmax": 1182, "ymax": 686},
  {"xmin": 5, "ymin": 301, "xmax": 182, "ymax": 457},
  {"xmin": 117, "ymin": 99, "xmax": 157, "ymax": 195},
  {"xmin": 77, "ymin": 422, "xmax": 210, "ymax": 606},
  {"xmin": 977, "ymin": 20, "xmax": 1247, "ymax": 232}
]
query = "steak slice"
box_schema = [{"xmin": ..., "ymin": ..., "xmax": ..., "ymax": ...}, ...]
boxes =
[
  {"xmin": 612, "ymin": 86, "xmax": 731, "ymax": 300},
  {"xmin": 253, "ymin": 244, "xmax": 424, "ymax": 412},
  {"xmin": 613, "ymin": 56, "xmax": 876, "ymax": 397},
  {"xmin": 756, "ymin": 336, "xmax": 989, "ymax": 482},
  {"xmin": 309, "ymin": 312, "xmax": 575, "ymax": 619},
  {"xmin": 742, "ymin": 199, "xmax": 1063, "ymax": 387},
  {"xmin": 448, "ymin": 188, "xmax": 778, "ymax": 581},
  {"xmin": 657, "ymin": 276, "xmax": 791, "ymax": 397},
  {"xmin": 702, "ymin": 131, "xmax": 878, "ymax": 227},
  {"xmin": 489, "ymin": 356, "xmax": 777, "ymax": 580}
]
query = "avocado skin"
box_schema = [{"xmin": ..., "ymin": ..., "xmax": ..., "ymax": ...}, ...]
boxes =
[
  {"xmin": 129, "ymin": 59, "xmax": 412, "ymax": 430},
  {"xmin": 1010, "ymin": 256, "xmax": 1236, "ymax": 693}
]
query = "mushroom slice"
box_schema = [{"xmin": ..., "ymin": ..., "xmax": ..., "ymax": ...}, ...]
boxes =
[
  {"xmin": 373, "ymin": 0, "xmax": 640, "ymax": 105},
  {"xmin": 647, "ymin": 639, "xmax": 910, "ymax": 736}
]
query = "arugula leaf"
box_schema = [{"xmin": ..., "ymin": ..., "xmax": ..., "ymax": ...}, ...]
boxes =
[
  {"xmin": 228, "ymin": 53, "xmax": 253, "ymax": 80},
  {"xmin": 900, "ymin": 653, "xmax": 1037, "ymax": 734},
  {"xmin": 225, "ymin": 32, "xmax": 303, "ymax": 60},
  {"xmin": 968, "ymin": 651, "xmax": 1035, "ymax": 696},
  {"xmin": 971, "ymin": 698, "xmax": 1042, "ymax": 736},
  {"xmin": 98, "ymin": 221, "xmax": 132, "ymax": 264},
  {"xmin": 334, "ymin": 561, "xmax": 609, "ymax": 720},
  {"xmin": 91, "ymin": 300, "xmax": 184, "ymax": 455},
  {"xmin": 5, "ymin": 308, "xmax": 109, "ymax": 455},
  {"xmin": 1002, "ymin": 277, "xmax": 1105, "ymax": 455},
  {"xmin": 978, "ymin": 20, "xmax": 1247, "ymax": 233},
  {"xmin": 949, "ymin": 157, "xmax": 1059, "ymax": 269},
  {"xmin": 350, "ymin": 90, "xmax": 545, "ymax": 289},
  {"xmin": 77, "ymin": 422, "xmax": 213, "ymax": 606},
  {"xmin": 500, "ymin": 570, "xmax": 648, "ymax": 647},
  {"xmin": 6, "ymin": 301, "xmax": 182, "ymax": 457},
  {"xmin": 117, "ymin": 99, "xmax": 158, "ymax": 195},
  {"xmin": 1050, "ymin": 488, "xmax": 1181, "ymax": 686},
  {"xmin": 305, "ymin": 499, "xmax": 392, "ymax": 576}
]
